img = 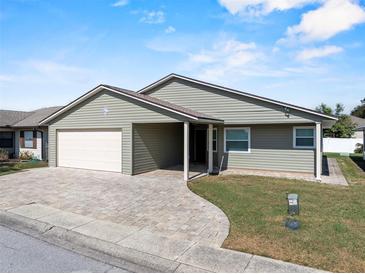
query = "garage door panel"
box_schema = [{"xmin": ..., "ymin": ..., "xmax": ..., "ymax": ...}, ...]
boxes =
[{"xmin": 57, "ymin": 130, "xmax": 122, "ymax": 172}]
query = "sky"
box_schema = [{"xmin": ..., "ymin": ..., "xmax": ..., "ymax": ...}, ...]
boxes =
[{"xmin": 0, "ymin": 0, "xmax": 364, "ymax": 113}]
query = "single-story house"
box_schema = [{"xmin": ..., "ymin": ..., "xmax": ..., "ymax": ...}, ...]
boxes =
[
  {"xmin": 324, "ymin": 115, "xmax": 365, "ymax": 138},
  {"xmin": 39, "ymin": 74, "xmax": 336, "ymax": 181},
  {"xmin": 0, "ymin": 107, "xmax": 62, "ymax": 160},
  {"xmin": 322, "ymin": 115, "xmax": 364, "ymax": 154},
  {"xmin": 351, "ymin": 116, "xmax": 365, "ymax": 139}
]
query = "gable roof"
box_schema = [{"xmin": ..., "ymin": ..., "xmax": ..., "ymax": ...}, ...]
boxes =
[
  {"xmin": 350, "ymin": 115, "xmax": 365, "ymax": 129},
  {"xmin": 40, "ymin": 85, "xmax": 223, "ymax": 125},
  {"xmin": 0, "ymin": 107, "xmax": 63, "ymax": 128},
  {"xmin": 0, "ymin": 110, "xmax": 30, "ymax": 127},
  {"xmin": 323, "ymin": 115, "xmax": 365, "ymax": 130},
  {"xmin": 12, "ymin": 107, "xmax": 63, "ymax": 127},
  {"xmin": 138, "ymin": 73, "xmax": 337, "ymax": 121}
]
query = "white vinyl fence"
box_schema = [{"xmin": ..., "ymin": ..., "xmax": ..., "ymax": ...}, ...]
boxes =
[{"xmin": 323, "ymin": 137, "xmax": 363, "ymax": 153}]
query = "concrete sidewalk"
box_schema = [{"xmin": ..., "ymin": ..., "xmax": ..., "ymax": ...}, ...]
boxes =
[{"xmin": 0, "ymin": 204, "xmax": 325, "ymax": 273}]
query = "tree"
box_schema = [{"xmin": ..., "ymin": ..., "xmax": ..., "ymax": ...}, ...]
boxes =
[
  {"xmin": 316, "ymin": 102, "xmax": 357, "ymax": 138},
  {"xmin": 329, "ymin": 115, "xmax": 357, "ymax": 138},
  {"xmin": 334, "ymin": 103, "xmax": 344, "ymax": 117},
  {"xmin": 351, "ymin": 98, "xmax": 365, "ymax": 118},
  {"xmin": 315, "ymin": 103, "xmax": 333, "ymax": 115}
]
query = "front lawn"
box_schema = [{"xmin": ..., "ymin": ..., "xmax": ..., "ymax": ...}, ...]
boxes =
[
  {"xmin": 188, "ymin": 158, "xmax": 365, "ymax": 272},
  {"xmin": 0, "ymin": 161, "xmax": 48, "ymax": 176}
]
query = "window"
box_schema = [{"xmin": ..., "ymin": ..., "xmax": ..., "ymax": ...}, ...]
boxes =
[
  {"xmin": 293, "ymin": 127, "xmax": 315, "ymax": 148},
  {"xmin": 224, "ymin": 128, "xmax": 250, "ymax": 153},
  {"xmin": 0, "ymin": 132, "xmax": 13, "ymax": 148},
  {"xmin": 213, "ymin": 128, "xmax": 217, "ymax": 152},
  {"xmin": 207, "ymin": 128, "xmax": 218, "ymax": 152},
  {"xmin": 24, "ymin": 131, "xmax": 34, "ymax": 148}
]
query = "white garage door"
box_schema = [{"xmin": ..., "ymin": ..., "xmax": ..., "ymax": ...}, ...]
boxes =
[{"xmin": 57, "ymin": 130, "xmax": 122, "ymax": 172}]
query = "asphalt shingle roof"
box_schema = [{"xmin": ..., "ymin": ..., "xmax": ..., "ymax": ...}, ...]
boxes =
[
  {"xmin": 323, "ymin": 115, "xmax": 365, "ymax": 130},
  {"xmin": 0, "ymin": 107, "xmax": 63, "ymax": 127},
  {"xmin": 351, "ymin": 115, "xmax": 365, "ymax": 129},
  {"xmin": 0, "ymin": 110, "xmax": 30, "ymax": 127},
  {"xmin": 102, "ymin": 84, "xmax": 222, "ymax": 121}
]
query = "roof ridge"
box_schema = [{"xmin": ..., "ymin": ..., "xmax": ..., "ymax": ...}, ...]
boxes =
[
  {"xmin": 0, "ymin": 109, "xmax": 32, "ymax": 113},
  {"xmin": 101, "ymin": 84, "xmax": 221, "ymax": 121}
]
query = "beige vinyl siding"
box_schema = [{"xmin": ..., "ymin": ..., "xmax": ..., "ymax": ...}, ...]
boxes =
[
  {"xmin": 133, "ymin": 123, "xmax": 183, "ymax": 174},
  {"xmin": 216, "ymin": 124, "xmax": 315, "ymax": 173},
  {"xmin": 48, "ymin": 89, "xmax": 184, "ymax": 175},
  {"xmin": 145, "ymin": 79, "xmax": 323, "ymax": 124}
]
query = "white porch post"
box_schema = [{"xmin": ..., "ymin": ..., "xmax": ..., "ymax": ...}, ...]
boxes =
[
  {"xmin": 208, "ymin": 124, "xmax": 213, "ymax": 174},
  {"xmin": 184, "ymin": 122, "xmax": 190, "ymax": 181},
  {"xmin": 315, "ymin": 122, "xmax": 322, "ymax": 181},
  {"xmin": 363, "ymin": 130, "xmax": 365, "ymax": 160}
]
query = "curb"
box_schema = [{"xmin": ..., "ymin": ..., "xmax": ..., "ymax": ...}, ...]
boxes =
[
  {"xmin": 0, "ymin": 210, "xmax": 180, "ymax": 273},
  {"xmin": 0, "ymin": 210, "xmax": 327, "ymax": 273}
]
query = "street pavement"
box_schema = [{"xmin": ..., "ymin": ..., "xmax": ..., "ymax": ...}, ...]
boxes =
[{"xmin": 0, "ymin": 225, "xmax": 128, "ymax": 273}]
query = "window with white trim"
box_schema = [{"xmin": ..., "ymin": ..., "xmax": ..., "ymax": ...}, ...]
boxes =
[
  {"xmin": 293, "ymin": 127, "xmax": 315, "ymax": 148},
  {"xmin": 206, "ymin": 128, "xmax": 218, "ymax": 152},
  {"xmin": 212, "ymin": 128, "xmax": 218, "ymax": 152},
  {"xmin": 224, "ymin": 128, "xmax": 250, "ymax": 153},
  {"xmin": 24, "ymin": 131, "xmax": 34, "ymax": 148}
]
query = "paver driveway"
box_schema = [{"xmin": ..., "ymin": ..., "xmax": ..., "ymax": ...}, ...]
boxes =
[{"xmin": 0, "ymin": 167, "xmax": 229, "ymax": 246}]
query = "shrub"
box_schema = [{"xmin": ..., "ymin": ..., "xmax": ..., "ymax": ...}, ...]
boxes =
[
  {"xmin": 19, "ymin": 151, "xmax": 34, "ymax": 161},
  {"xmin": 0, "ymin": 148, "xmax": 9, "ymax": 161},
  {"xmin": 354, "ymin": 143, "xmax": 364, "ymax": 154}
]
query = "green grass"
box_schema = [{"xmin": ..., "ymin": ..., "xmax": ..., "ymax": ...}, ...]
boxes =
[
  {"xmin": 0, "ymin": 161, "xmax": 48, "ymax": 176},
  {"xmin": 325, "ymin": 153, "xmax": 365, "ymax": 184},
  {"xmin": 188, "ymin": 156, "xmax": 365, "ymax": 272}
]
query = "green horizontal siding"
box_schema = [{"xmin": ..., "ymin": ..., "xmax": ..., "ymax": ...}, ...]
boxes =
[
  {"xmin": 48, "ymin": 89, "xmax": 183, "ymax": 175},
  {"xmin": 133, "ymin": 123, "xmax": 183, "ymax": 174},
  {"xmin": 215, "ymin": 124, "xmax": 315, "ymax": 173},
  {"xmin": 146, "ymin": 79, "xmax": 323, "ymax": 124}
]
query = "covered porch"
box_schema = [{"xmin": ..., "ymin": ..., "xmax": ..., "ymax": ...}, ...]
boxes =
[{"xmin": 132, "ymin": 120, "xmax": 222, "ymax": 181}]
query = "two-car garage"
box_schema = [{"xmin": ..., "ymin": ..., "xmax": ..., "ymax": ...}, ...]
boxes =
[{"xmin": 57, "ymin": 130, "xmax": 122, "ymax": 173}]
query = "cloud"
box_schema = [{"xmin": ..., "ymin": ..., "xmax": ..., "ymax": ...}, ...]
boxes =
[
  {"xmin": 140, "ymin": 10, "xmax": 165, "ymax": 24},
  {"xmin": 185, "ymin": 39, "xmax": 262, "ymax": 80},
  {"xmin": 218, "ymin": 0, "xmax": 321, "ymax": 16},
  {"xmin": 0, "ymin": 59, "xmax": 93, "ymax": 86},
  {"xmin": 26, "ymin": 60, "xmax": 90, "ymax": 76},
  {"xmin": 111, "ymin": 0, "xmax": 128, "ymax": 7},
  {"xmin": 296, "ymin": 45, "xmax": 343, "ymax": 60},
  {"xmin": 189, "ymin": 39, "xmax": 257, "ymax": 66},
  {"xmin": 0, "ymin": 74, "xmax": 15, "ymax": 82},
  {"xmin": 165, "ymin": 26, "xmax": 176, "ymax": 33},
  {"xmin": 146, "ymin": 33, "xmax": 207, "ymax": 53},
  {"xmin": 285, "ymin": 0, "xmax": 365, "ymax": 42}
]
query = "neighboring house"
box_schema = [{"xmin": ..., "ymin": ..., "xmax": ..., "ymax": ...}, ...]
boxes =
[
  {"xmin": 323, "ymin": 115, "xmax": 365, "ymax": 138},
  {"xmin": 40, "ymin": 74, "xmax": 336, "ymax": 181},
  {"xmin": 351, "ymin": 116, "xmax": 365, "ymax": 139},
  {"xmin": 323, "ymin": 115, "xmax": 365, "ymax": 154},
  {"xmin": 0, "ymin": 107, "xmax": 62, "ymax": 160},
  {"xmin": 358, "ymin": 126, "xmax": 365, "ymax": 160}
]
